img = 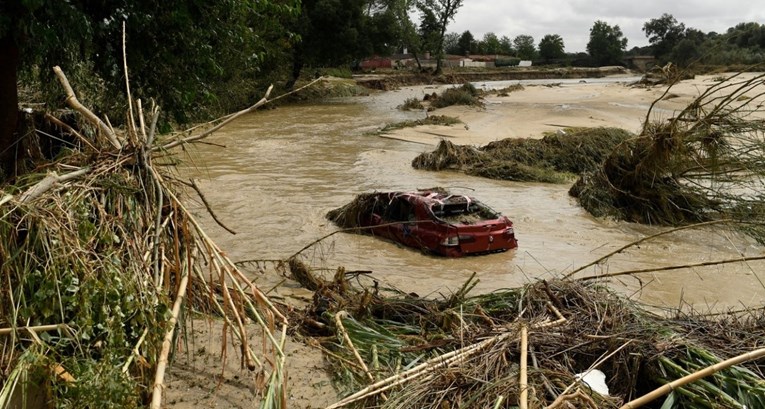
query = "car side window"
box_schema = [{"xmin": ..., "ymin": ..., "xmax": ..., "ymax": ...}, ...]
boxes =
[{"xmin": 386, "ymin": 197, "xmax": 415, "ymax": 222}]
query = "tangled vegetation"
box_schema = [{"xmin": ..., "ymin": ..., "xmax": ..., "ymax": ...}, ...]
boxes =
[
  {"xmin": 412, "ymin": 127, "xmax": 632, "ymax": 183},
  {"xmin": 0, "ymin": 67, "xmax": 287, "ymax": 408},
  {"xmin": 570, "ymin": 72, "xmax": 765, "ymax": 243},
  {"xmin": 378, "ymin": 115, "xmax": 461, "ymax": 133},
  {"xmin": 286, "ymin": 259, "xmax": 765, "ymax": 409}
]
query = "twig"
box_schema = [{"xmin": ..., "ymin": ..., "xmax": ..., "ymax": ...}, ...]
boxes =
[
  {"xmin": 159, "ymin": 77, "xmax": 324, "ymax": 151},
  {"xmin": 519, "ymin": 324, "xmax": 529, "ymax": 409},
  {"xmin": 577, "ymin": 255, "xmax": 765, "ymax": 281},
  {"xmin": 122, "ymin": 328, "xmax": 149, "ymax": 373},
  {"xmin": 563, "ymin": 220, "xmax": 733, "ymax": 279},
  {"xmin": 189, "ymin": 178, "xmax": 237, "ymax": 235},
  {"xmin": 52, "ymin": 66, "xmax": 121, "ymax": 150},
  {"xmin": 335, "ymin": 311, "xmax": 387, "ymax": 401},
  {"xmin": 43, "ymin": 113, "xmax": 96, "ymax": 151},
  {"xmin": 620, "ymin": 347, "xmax": 765, "ymax": 409},
  {"xmin": 0, "ymin": 324, "xmax": 67, "ymax": 335}
]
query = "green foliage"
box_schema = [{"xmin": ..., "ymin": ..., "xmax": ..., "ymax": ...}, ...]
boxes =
[
  {"xmin": 379, "ymin": 114, "xmax": 461, "ymax": 132},
  {"xmin": 643, "ymin": 13, "xmax": 687, "ymax": 62},
  {"xmin": 538, "ymin": 34, "xmax": 565, "ymax": 61},
  {"xmin": 587, "ymin": 20, "xmax": 628, "ymax": 66},
  {"xmin": 457, "ymin": 30, "xmax": 474, "ymax": 55},
  {"xmin": 481, "ymin": 32, "xmax": 502, "ymax": 54},
  {"xmin": 513, "ymin": 34, "xmax": 536, "ymax": 60},
  {"xmin": 495, "ymin": 57, "xmax": 521, "ymax": 67},
  {"xmin": 415, "ymin": 0, "xmax": 464, "ymax": 73},
  {"xmin": 4, "ymin": 0, "xmax": 299, "ymax": 123}
]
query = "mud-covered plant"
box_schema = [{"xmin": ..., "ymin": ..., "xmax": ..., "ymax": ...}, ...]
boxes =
[
  {"xmin": 398, "ymin": 97, "xmax": 424, "ymax": 111},
  {"xmin": 570, "ymin": 71, "xmax": 765, "ymax": 242}
]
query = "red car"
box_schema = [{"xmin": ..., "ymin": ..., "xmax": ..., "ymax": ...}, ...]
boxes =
[{"xmin": 327, "ymin": 190, "xmax": 518, "ymax": 257}]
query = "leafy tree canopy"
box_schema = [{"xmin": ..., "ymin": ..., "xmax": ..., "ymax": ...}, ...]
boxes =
[
  {"xmin": 538, "ymin": 34, "xmax": 565, "ymax": 61},
  {"xmin": 587, "ymin": 20, "xmax": 628, "ymax": 66},
  {"xmin": 513, "ymin": 34, "xmax": 536, "ymax": 60},
  {"xmin": 643, "ymin": 13, "xmax": 686, "ymax": 61},
  {"xmin": 415, "ymin": 0, "xmax": 464, "ymax": 73}
]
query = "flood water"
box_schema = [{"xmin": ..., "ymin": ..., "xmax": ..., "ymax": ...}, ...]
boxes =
[{"xmin": 182, "ymin": 80, "xmax": 765, "ymax": 311}]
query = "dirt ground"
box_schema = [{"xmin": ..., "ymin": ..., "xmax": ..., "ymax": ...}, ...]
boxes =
[
  {"xmin": 385, "ymin": 72, "xmax": 765, "ymax": 146},
  {"xmin": 163, "ymin": 318, "xmax": 338, "ymax": 408},
  {"xmin": 163, "ymin": 71, "xmax": 764, "ymax": 408}
]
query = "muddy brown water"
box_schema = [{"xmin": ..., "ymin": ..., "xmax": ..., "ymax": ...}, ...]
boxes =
[{"xmin": 182, "ymin": 80, "xmax": 765, "ymax": 311}]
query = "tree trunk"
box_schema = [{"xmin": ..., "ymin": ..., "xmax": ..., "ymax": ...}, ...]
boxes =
[{"xmin": 0, "ymin": 34, "xmax": 20, "ymax": 179}]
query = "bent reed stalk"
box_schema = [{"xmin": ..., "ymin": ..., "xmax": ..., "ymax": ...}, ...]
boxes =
[{"xmin": 0, "ymin": 65, "xmax": 290, "ymax": 408}]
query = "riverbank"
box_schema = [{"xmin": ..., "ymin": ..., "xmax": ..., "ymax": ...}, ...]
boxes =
[
  {"xmin": 382, "ymin": 72, "xmax": 765, "ymax": 146},
  {"xmin": 353, "ymin": 66, "xmax": 632, "ymax": 90}
]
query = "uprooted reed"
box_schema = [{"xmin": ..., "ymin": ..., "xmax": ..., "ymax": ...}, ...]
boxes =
[
  {"xmin": 571, "ymin": 72, "xmax": 765, "ymax": 243},
  {"xmin": 287, "ymin": 259, "xmax": 765, "ymax": 409},
  {"xmin": 0, "ymin": 64, "xmax": 291, "ymax": 408},
  {"xmin": 412, "ymin": 127, "xmax": 632, "ymax": 183}
]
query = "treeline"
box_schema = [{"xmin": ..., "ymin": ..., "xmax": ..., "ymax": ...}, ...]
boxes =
[
  {"xmin": 2, "ymin": 1, "xmax": 765, "ymax": 178},
  {"xmin": 631, "ymin": 15, "xmax": 765, "ymax": 67}
]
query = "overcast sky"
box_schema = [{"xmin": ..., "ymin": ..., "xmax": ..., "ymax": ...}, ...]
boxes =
[{"xmin": 443, "ymin": 1, "xmax": 765, "ymax": 53}]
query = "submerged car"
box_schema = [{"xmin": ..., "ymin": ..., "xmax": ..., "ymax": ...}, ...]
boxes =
[{"xmin": 327, "ymin": 190, "xmax": 518, "ymax": 257}]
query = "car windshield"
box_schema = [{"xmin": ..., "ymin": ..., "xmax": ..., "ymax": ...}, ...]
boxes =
[{"xmin": 431, "ymin": 201, "xmax": 500, "ymax": 224}]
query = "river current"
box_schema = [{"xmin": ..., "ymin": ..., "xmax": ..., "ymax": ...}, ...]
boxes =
[{"xmin": 182, "ymin": 79, "xmax": 765, "ymax": 311}]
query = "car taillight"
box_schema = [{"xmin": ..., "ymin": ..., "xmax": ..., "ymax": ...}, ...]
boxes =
[
  {"xmin": 503, "ymin": 227, "xmax": 514, "ymax": 237},
  {"xmin": 440, "ymin": 236, "xmax": 459, "ymax": 246}
]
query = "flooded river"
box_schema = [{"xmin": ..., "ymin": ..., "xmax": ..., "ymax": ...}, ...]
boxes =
[{"xmin": 183, "ymin": 79, "xmax": 765, "ymax": 311}]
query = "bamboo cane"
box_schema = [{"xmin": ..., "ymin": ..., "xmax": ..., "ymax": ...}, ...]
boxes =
[
  {"xmin": 519, "ymin": 324, "xmax": 529, "ymax": 409},
  {"xmin": 620, "ymin": 347, "xmax": 765, "ymax": 409},
  {"xmin": 149, "ymin": 264, "xmax": 190, "ymax": 409}
]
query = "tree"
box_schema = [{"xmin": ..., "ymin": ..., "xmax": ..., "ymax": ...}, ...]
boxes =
[
  {"xmin": 587, "ymin": 20, "xmax": 628, "ymax": 66},
  {"xmin": 1, "ymin": 0, "xmax": 298, "ymax": 178},
  {"xmin": 482, "ymin": 32, "xmax": 502, "ymax": 55},
  {"xmin": 443, "ymin": 32, "xmax": 460, "ymax": 54},
  {"xmin": 538, "ymin": 34, "xmax": 565, "ymax": 61},
  {"xmin": 456, "ymin": 30, "xmax": 474, "ymax": 55},
  {"xmin": 513, "ymin": 35, "xmax": 536, "ymax": 60},
  {"xmin": 499, "ymin": 36, "xmax": 513, "ymax": 55},
  {"xmin": 415, "ymin": 0, "xmax": 464, "ymax": 74},
  {"xmin": 643, "ymin": 13, "xmax": 686, "ymax": 61}
]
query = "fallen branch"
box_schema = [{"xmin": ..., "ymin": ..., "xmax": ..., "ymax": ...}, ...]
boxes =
[
  {"xmin": 563, "ymin": 220, "xmax": 733, "ymax": 279},
  {"xmin": 18, "ymin": 168, "xmax": 90, "ymax": 203},
  {"xmin": 160, "ymin": 77, "xmax": 324, "ymax": 151},
  {"xmin": 188, "ymin": 178, "xmax": 237, "ymax": 235},
  {"xmin": 149, "ymin": 256, "xmax": 191, "ymax": 409},
  {"xmin": 52, "ymin": 66, "xmax": 121, "ymax": 150}
]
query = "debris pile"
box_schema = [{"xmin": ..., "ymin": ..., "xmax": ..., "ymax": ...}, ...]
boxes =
[
  {"xmin": 287, "ymin": 260, "xmax": 765, "ymax": 409},
  {"xmin": 412, "ymin": 127, "xmax": 632, "ymax": 183},
  {"xmin": 570, "ymin": 72, "xmax": 765, "ymax": 243}
]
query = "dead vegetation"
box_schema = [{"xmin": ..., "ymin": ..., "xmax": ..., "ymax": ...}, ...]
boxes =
[
  {"xmin": 285, "ymin": 259, "xmax": 765, "ymax": 409},
  {"xmin": 0, "ymin": 60, "xmax": 307, "ymax": 407},
  {"xmin": 570, "ymin": 72, "xmax": 765, "ymax": 243},
  {"xmin": 412, "ymin": 127, "xmax": 632, "ymax": 183}
]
